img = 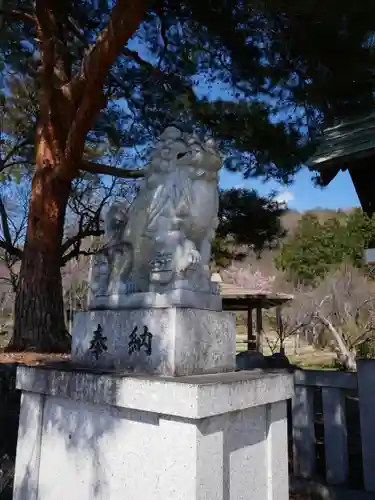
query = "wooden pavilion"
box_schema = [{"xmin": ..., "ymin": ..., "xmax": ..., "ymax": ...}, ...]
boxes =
[{"xmin": 213, "ymin": 275, "xmax": 293, "ymax": 353}]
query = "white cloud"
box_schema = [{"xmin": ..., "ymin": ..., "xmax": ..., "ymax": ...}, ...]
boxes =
[{"xmin": 274, "ymin": 191, "xmax": 294, "ymax": 206}]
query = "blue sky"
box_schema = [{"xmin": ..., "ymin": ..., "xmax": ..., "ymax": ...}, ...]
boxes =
[
  {"xmin": 194, "ymin": 74, "xmax": 361, "ymax": 212},
  {"xmin": 130, "ymin": 40, "xmax": 362, "ymax": 212},
  {"xmin": 219, "ymin": 167, "xmax": 361, "ymax": 212}
]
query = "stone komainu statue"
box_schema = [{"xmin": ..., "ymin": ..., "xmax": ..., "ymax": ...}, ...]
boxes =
[{"xmin": 89, "ymin": 125, "xmax": 222, "ymax": 301}]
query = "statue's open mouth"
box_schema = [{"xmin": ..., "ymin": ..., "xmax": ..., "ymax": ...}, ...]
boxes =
[{"xmin": 176, "ymin": 152, "xmax": 188, "ymax": 159}]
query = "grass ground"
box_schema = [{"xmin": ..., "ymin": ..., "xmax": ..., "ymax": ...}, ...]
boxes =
[
  {"xmin": 236, "ymin": 324, "xmax": 337, "ymax": 369},
  {"xmin": 0, "ymin": 330, "xmax": 10, "ymax": 350}
]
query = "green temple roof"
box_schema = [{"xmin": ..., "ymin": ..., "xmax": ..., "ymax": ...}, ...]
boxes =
[{"xmin": 307, "ymin": 113, "xmax": 375, "ymax": 171}]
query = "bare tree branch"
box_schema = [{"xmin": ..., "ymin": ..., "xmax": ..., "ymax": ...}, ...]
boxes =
[
  {"xmin": 61, "ymin": 176, "xmax": 120, "ymax": 265},
  {"xmin": 61, "ymin": 245, "xmax": 99, "ymax": 266},
  {"xmin": 61, "ymin": 227, "xmax": 103, "ymax": 259},
  {"xmin": 291, "ymin": 266, "xmax": 375, "ymax": 369},
  {"xmin": 314, "ymin": 313, "xmax": 356, "ymax": 370},
  {"xmin": 0, "ymin": 240, "xmax": 22, "ymax": 260},
  {"xmin": 0, "ymin": 196, "xmax": 23, "ymax": 260},
  {"xmin": 0, "ymin": 196, "xmax": 12, "ymax": 246}
]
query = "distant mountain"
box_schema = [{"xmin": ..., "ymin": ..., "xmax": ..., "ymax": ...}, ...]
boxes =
[
  {"xmin": 240, "ymin": 208, "xmax": 356, "ymax": 282},
  {"xmin": 281, "ymin": 208, "xmax": 354, "ymax": 233}
]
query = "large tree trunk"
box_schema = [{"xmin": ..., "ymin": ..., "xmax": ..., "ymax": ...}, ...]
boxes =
[{"xmin": 10, "ymin": 136, "xmax": 72, "ymax": 352}]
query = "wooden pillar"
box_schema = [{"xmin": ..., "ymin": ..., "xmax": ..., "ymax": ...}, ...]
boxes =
[
  {"xmin": 357, "ymin": 360, "xmax": 375, "ymax": 492},
  {"xmin": 247, "ymin": 306, "xmax": 254, "ymax": 351},
  {"xmin": 256, "ymin": 306, "xmax": 263, "ymax": 353},
  {"xmin": 276, "ymin": 306, "xmax": 284, "ymax": 354},
  {"xmin": 322, "ymin": 388, "xmax": 348, "ymax": 485},
  {"xmin": 292, "ymin": 385, "xmax": 316, "ymax": 478}
]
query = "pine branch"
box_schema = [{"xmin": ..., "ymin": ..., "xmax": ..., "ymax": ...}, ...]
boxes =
[
  {"xmin": 64, "ymin": 0, "xmax": 148, "ymax": 173},
  {"xmin": 122, "ymin": 47, "xmax": 196, "ymax": 100},
  {"xmin": 81, "ymin": 161, "xmax": 144, "ymax": 179},
  {"xmin": 0, "ymin": 8, "xmax": 37, "ymax": 25}
]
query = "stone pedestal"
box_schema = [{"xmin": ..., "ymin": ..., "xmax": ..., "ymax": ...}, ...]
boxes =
[
  {"xmin": 89, "ymin": 288, "xmax": 222, "ymax": 311},
  {"xmin": 71, "ymin": 307, "xmax": 236, "ymax": 376},
  {"xmin": 13, "ymin": 366, "xmax": 293, "ymax": 500}
]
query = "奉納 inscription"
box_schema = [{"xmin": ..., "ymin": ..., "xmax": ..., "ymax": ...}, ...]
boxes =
[
  {"xmin": 128, "ymin": 325, "xmax": 153, "ymax": 356},
  {"xmin": 89, "ymin": 324, "xmax": 108, "ymax": 360}
]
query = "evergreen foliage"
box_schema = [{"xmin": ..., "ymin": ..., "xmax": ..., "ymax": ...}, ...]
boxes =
[{"xmin": 276, "ymin": 209, "xmax": 375, "ymax": 284}]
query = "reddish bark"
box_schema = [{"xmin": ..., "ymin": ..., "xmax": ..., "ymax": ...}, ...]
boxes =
[
  {"xmin": 11, "ymin": 132, "xmax": 71, "ymax": 352},
  {"xmin": 11, "ymin": 0, "xmax": 148, "ymax": 351}
]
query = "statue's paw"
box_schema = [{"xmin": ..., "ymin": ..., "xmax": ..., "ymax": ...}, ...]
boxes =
[{"xmin": 187, "ymin": 249, "xmax": 201, "ymax": 268}]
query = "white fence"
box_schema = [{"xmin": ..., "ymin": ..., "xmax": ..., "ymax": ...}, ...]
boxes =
[{"xmin": 291, "ymin": 360, "xmax": 375, "ymax": 497}]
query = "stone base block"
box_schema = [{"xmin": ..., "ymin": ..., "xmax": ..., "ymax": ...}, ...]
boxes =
[
  {"xmin": 13, "ymin": 366, "xmax": 293, "ymax": 500},
  {"xmin": 71, "ymin": 307, "xmax": 236, "ymax": 376}
]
